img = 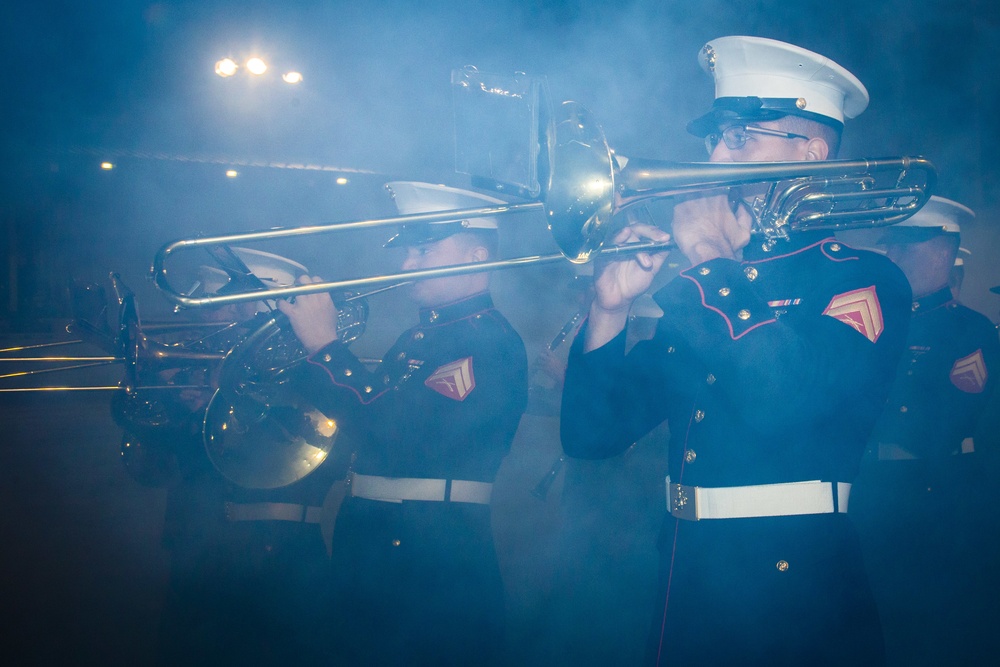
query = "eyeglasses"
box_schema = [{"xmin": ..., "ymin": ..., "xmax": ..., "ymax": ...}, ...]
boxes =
[{"xmin": 705, "ymin": 125, "xmax": 810, "ymax": 155}]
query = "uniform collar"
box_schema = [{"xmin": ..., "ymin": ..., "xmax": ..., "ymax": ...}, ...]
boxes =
[
  {"xmin": 911, "ymin": 285, "xmax": 953, "ymax": 314},
  {"xmin": 418, "ymin": 291, "xmax": 494, "ymax": 326}
]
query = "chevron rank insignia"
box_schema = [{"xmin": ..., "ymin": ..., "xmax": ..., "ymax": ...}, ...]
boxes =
[
  {"xmin": 425, "ymin": 357, "xmax": 476, "ymax": 401},
  {"xmin": 950, "ymin": 349, "xmax": 988, "ymax": 393},
  {"xmin": 822, "ymin": 286, "xmax": 884, "ymax": 343}
]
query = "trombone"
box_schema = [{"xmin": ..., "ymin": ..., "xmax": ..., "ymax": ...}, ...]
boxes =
[{"xmin": 151, "ymin": 101, "xmax": 936, "ymax": 309}]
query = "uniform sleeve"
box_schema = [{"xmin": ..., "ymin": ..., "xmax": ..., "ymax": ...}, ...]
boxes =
[
  {"xmin": 560, "ymin": 323, "xmax": 680, "ymax": 460},
  {"xmin": 453, "ymin": 329, "xmax": 528, "ymax": 461},
  {"xmin": 294, "ymin": 340, "xmax": 394, "ymax": 426},
  {"xmin": 956, "ymin": 312, "xmax": 1000, "ymax": 444}
]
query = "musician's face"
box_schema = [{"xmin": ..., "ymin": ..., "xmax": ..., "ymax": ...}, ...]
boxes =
[
  {"xmin": 401, "ymin": 234, "xmax": 488, "ymax": 307},
  {"xmin": 708, "ymin": 120, "xmax": 812, "ymax": 163}
]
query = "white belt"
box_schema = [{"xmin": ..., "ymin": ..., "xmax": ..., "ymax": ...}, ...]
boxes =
[
  {"xmin": 349, "ymin": 472, "xmax": 492, "ymax": 505},
  {"xmin": 666, "ymin": 477, "xmax": 851, "ymax": 521},
  {"xmin": 224, "ymin": 501, "xmax": 323, "ymax": 524}
]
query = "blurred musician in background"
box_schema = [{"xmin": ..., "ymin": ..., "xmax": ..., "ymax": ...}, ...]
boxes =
[
  {"xmin": 147, "ymin": 250, "xmax": 337, "ymax": 666},
  {"xmin": 279, "ymin": 182, "xmax": 527, "ymax": 665},
  {"xmin": 560, "ymin": 36, "xmax": 912, "ymax": 665},
  {"xmin": 531, "ymin": 290, "xmax": 669, "ymax": 666},
  {"xmin": 851, "ymin": 197, "xmax": 1000, "ymax": 665}
]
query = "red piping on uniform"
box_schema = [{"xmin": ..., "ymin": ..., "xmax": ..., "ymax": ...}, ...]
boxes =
[
  {"xmin": 679, "ymin": 272, "xmax": 778, "ymax": 340},
  {"xmin": 306, "ymin": 357, "xmax": 391, "ymax": 405},
  {"xmin": 656, "ymin": 400, "xmax": 698, "ymax": 665}
]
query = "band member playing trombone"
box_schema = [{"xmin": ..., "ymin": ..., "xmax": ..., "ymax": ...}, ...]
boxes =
[
  {"xmin": 560, "ymin": 36, "xmax": 912, "ymax": 665},
  {"xmin": 279, "ymin": 181, "xmax": 527, "ymax": 665}
]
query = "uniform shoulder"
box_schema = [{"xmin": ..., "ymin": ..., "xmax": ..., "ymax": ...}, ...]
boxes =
[
  {"xmin": 950, "ymin": 302, "xmax": 1000, "ymax": 339},
  {"xmin": 484, "ymin": 307, "xmax": 527, "ymax": 348},
  {"xmin": 826, "ymin": 239, "xmax": 909, "ymax": 283}
]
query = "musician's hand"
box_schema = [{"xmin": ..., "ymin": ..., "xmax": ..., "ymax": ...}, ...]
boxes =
[
  {"xmin": 592, "ymin": 223, "xmax": 671, "ymax": 313},
  {"xmin": 672, "ymin": 191, "xmax": 752, "ymax": 265},
  {"xmin": 586, "ymin": 223, "xmax": 670, "ymax": 351},
  {"xmin": 276, "ymin": 276, "xmax": 340, "ymax": 355}
]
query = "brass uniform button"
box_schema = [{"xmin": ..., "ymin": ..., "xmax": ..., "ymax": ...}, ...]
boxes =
[
  {"xmin": 706, "ymin": 374, "xmax": 716, "ymax": 385},
  {"xmin": 413, "ymin": 331, "xmax": 424, "ymax": 340},
  {"xmin": 364, "ymin": 386, "xmax": 373, "ymax": 394},
  {"xmin": 776, "ymin": 560, "xmax": 789, "ymax": 572},
  {"xmin": 344, "ymin": 369, "xmax": 353, "ymax": 377},
  {"xmin": 737, "ymin": 309, "xmax": 751, "ymax": 320},
  {"xmin": 900, "ymin": 405, "xmax": 908, "ymax": 413},
  {"xmin": 684, "ymin": 449, "xmax": 697, "ymax": 463},
  {"xmin": 699, "ymin": 267, "xmax": 711, "ymax": 276},
  {"xmin": 829, "ymin": 243, "xmax": 841, "ymax": 252},
  {"xmin": 718, "ymin": 287, "xmax": 730, "ymax": 297},
  {"xmin": 694, "ymin": 410, "xmax": 705, "ymax": 423},
  {"xmin": 744, "ymin": 267, "xmax": 758, "ymax": 281},
  {"xmin": 392, "ymin": 539, "xmax": 401, "ymax": 547},
  {"xmin": 323, "ymin": 354, "xmax": 332, "ymax": 362},
  {"xmin": 795, "ymin": 97, "xmax": 807, "ymax": 110}
]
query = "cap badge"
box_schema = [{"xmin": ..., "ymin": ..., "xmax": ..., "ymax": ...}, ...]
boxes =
[
  {"xmin": 822, "ymin": 285, "xmax": 884, "ymax": 343},
  {"xmin": 795, "ymin": 98, "xmax": 807, "ymax": 110},
  {"xmin": 425, "ymin": 357, "xmax": 476, "ymax": 401},
  {"xmin": 701, "ymin": 44, "xmax": 717, "ymax": 72},
  {"xmin": 950, "ymin": 349, "xmax": 988, "ymax": 393}
]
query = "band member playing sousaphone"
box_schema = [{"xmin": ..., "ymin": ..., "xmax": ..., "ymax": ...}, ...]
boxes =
[
  {"xmin": 278, "ymin": 181, "xmax": 527, "ymax": 665},
  {"xmin": 560, "ymin": 36, "xmax": 913, "ymax": 665}
]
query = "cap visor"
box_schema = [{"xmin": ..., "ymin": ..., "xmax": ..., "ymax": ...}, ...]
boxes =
[{"xmin": 383, "ymin": 222, "xmax": 464, "ymax": 248}]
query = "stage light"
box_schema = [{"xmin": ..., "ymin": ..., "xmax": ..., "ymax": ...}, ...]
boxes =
[
  {"xmin": 100, "ymin": 162, "xmax": 114, "ymax": 170},
  {"xmin": 246, "ymin": 58, "xmax": 267, "ymax": 75},
  {"xmin": 215, "ymin": 58, "xmax": 238, "ymax": 77},
  {"xmin": 226, "ymin": 170, "xmax": 238, "ymax": 178},
  {"xmin": 336, "ymin": 177, "xmax": 349, "ymax": 185},
  {"xmin": 282, "ymin": 71, "xmax": 303, "ymax": 84}
]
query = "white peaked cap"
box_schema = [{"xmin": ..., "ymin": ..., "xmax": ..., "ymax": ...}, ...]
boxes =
[
  {"xmin": 383, "ymin": 181, "xmax": 508, "ymax": 247},
  {"xmin": 387, "ymin": 181, "xmax": 505, "ymax": 229},
  {"xmin": 688, "ymin": 36, "xmax": 869, "ymax": 135},
  {"xmin": 896, "ymin": 196, "xmax": 974, "ymax": 234},
  {"xmin": 195, "ymin": 248, "xmax": 308, "ymax": 294}
]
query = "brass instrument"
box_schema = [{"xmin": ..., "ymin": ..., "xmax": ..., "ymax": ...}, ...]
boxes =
[
  {"xmin": 141, "ymin": 98, "xmax": 935, "ymax": 491},
  {"xmin": 151, "ymin": 100, "xmax": 935, "ymax": 310},
  {"xmin": 8, "ymin": 86, "xmax": 937, "ymax": 491}
]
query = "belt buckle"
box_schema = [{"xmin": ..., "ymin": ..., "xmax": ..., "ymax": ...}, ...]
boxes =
[{"xmin": 669, "ymin": 482, "xmax": 697, "ymax": 521}]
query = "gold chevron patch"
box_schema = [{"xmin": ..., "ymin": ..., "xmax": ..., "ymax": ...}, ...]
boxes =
[
  {"xmin": 950, "ymin": 349, "xmax": 988, "ymax": 393},
  {"xmin": 822, "ymin": 286, "xmax": 884, "ymax": 343},
  {"xmin": 424, "ymin": 357, "xmax": 476, "ymax": 401}
]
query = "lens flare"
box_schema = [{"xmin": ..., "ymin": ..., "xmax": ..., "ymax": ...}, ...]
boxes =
[
  {"xmin": 246, "ymin": 58, "xmax": 267, "ymax": 75},
  {"xmin": 215, "ymin": 58, "xmax": 238, "ymax": 77}
]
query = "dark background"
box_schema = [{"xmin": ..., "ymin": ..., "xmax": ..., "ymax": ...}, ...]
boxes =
[{"xmin": 2, "ymin": 1, "xmax": 999, "ymax": 664}]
